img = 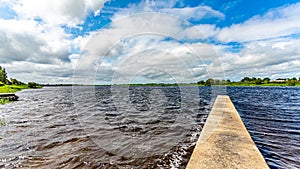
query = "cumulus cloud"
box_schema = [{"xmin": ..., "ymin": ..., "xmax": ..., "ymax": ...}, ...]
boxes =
[
  {"xmin": 182, "ymin": 24, "xmax": 218, "ymax": 40},
  {"xmin": 161, "ymin": 6, "xmax": 225, "ymax": 21},
  {"xmin": 2, "ymin": 61, "xmax": 74, "ymax": 84},
  {"xmin": 210, "ymin": 37, "xmax": 300, "ymax": 80},
  {"xmin": 8, "ymin": 0, "xmax": 110, "ymax": 27},
  {"xmin": 0, "ymin": 19, "xmax": 71, "ymax": 64},
  {"xmin": 217, "ymin": 3, "xmax": 300, "ymax": 43},
  {"xmin": 75, "ymin": 13, "xmax": 184, "ymax": 71},
  {"xmin": 112, "ymin": 1, "xmax": 224, "ymax": 22},
  {"xmin": 73, "ymin": 13, "xmax": 222, "ymax": 84},
  {"xmin": 1, "ymin": 0, "xmax": 299, "ymax": 84},
  {"xmin": 0, "ymin": 0, "xmax": 111, "ymax": 83}
]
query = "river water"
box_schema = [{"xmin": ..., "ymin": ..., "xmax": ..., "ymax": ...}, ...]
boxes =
[
  {"xmin": 0, "ymin": 86, "xmax": 299, "ymax": 168},
  {"xmin": 228, "ymin": 87, "xmax": 300, "ymax": 169}
]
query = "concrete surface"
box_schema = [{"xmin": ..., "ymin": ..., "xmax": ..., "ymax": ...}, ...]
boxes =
[{"xmin": 186, "ymin": 95, "xmax": 269, "ymax": 169}]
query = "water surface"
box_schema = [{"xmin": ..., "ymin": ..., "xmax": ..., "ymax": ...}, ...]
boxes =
[
  {"xmin": 1, "ymin": 86, "xmax": 299, "ymax": 168},
  {"xmin": 228, "ymin": 87, "xmax": 300, "ymax": 169},
  {"xmin": 0, "ymin": 86, "xmax": 212, "ymax": 168}
]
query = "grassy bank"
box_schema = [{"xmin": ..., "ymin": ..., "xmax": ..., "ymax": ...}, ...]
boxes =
[
  {"xmin": 0, "ymin": 85, "xmax": 27, "ymax": 104},
  {"xmin": 0, "ymin": 84, "xmax": 30, "ymax": 93},
  {"xmin": 0, "ymin": 84, "xmax": 42, "ymax": 104}
]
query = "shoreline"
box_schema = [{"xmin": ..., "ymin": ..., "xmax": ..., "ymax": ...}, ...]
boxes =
[
  {"xmin": 42, "ymin": 83, "xmax": 300, "ymax": 87},
  {"xmin": 0, "ymin": 85, "xmax": 42, "ymax": 104}
]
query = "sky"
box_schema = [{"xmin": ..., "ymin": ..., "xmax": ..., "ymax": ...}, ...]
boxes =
[{"xmin": 0, "ymin": 0, "xmax": 300, "ymax": 84}]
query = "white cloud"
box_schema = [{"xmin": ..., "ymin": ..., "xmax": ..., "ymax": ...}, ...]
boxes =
[
  {"xmin": 182, "ymin": 24, "xmax": 218, "ymax": 40},
  {"xmin": 76, "ymin": 13, "xmax": 184, "ymax": 71},
  {"xmin": 1, "ymin": 0, "xmax": 300, "ymax": 84},
  {"xmin": 0, "ymin": 0, "xmax": 110, "ymax": 83},
  {"xmin": 210, "ymin": 37, "xmax": 300, "ymax": 80},
  {"xmin": 8, "ymin": 0, "xmax": 110, "ymax": 27},
  {"xmin": 161, "ymin": 6, "xmax": 224, "ymax": 21},
  {"xmin": 2, "ymin": 61, "xmax": 74, "ymax": 84},
  {"xmin": 0, "ymin": 18, "xmax": 71, "ymax": 64},
  {"xmin": 217, "ymin": 3, "xmax": 300, "ymax": 43},
  {"xmin": 112, "ymin": 1, "xmax": 224, "ymax": 22},
  {"xmin": 73, "ymin": 13, "xmax": 223, "ymax": 84}
]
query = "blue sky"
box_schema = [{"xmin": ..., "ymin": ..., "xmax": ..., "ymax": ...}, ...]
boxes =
[{"xmin": 0, "ymin": 0, "xmax": 300, "ymax": 84}]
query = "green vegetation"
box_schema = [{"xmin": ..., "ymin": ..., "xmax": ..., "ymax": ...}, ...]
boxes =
[
  {"xmin": 128, "ymin": 83, "xmax": 179, "ymax": 87},
  {"xmin": 0, "ymin": 65, "xmax": 42, "ymax": 104},
  {"xmin": 0, "ymin": 118, "xmax": 7, "ymax": 126},
  {"xmin": 91, "ymin": 77, "xmax": 300, "ymax": 87},
  {"xmin": 28, "ymin": 82, "xmax": 39, "ymax": 88},
  {"xmin": 0, "ymin": 84, "xmax": 30, "ymax": 93},
  {"xmin": 197, "ymin": 77, "xmax": 300, "ymax": 87},
  {"xmin": 0, "ymin": 98, "xmax": 10, "ymax": 104},
  {"xmin": 0, "ymin": 66, "xmax": 7, "ymax": 84}
]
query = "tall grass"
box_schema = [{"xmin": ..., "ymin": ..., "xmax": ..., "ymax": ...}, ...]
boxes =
[
  {"xmin": 0, "ymin": 118, "xmax": 7, "ymax": 126},
  {"xmin": 0, "ymin": 85, "xmax": 29, "ymax": 93},
  {"xmin": 0, "ymin": 98, "xmax": 10, "ymax": 104}
]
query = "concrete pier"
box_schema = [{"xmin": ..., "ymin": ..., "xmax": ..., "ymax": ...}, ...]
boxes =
[
  {"xmin": 187, "ymin": 95, "xmax": 269, "ymax": 169},
  {"xmin": 0, "ymin": 93, "xmax": 18, "ymax": 101}
]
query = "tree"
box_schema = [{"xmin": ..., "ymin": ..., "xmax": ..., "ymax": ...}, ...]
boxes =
[
  {"xmin": 214, "ymin": 79, "xmax": 220, "ymax": 85},
  {"xmin": 241, "ymin": 77, "xmax": 250, "ymax": 83},
  {"xmin": 28, "ymin": 82, "xmax": 38, "ymax": 88},
  {"xmin": 255, "ymin": 78, "xmax": 262, "ymax": 85},
  {"xmin": 226, "ymin": 79, "xmax": 231, "ymax": 85},
  {"xmin": 205, "ymin": 78, "xmax": 214, "ymax": 86},
  {"xmin": 197, "ymin": 80, "xmax": 205, "ymax": 85},
  {"xmin": 287, "ymin": 78, "xmax": 296, "ymax": 86},
  {"xmin": 0, "ymin": 66, "xmax": 7, "ymax": 83},
  {"xmin": 10, "ymin": 78, "xmax": 18, "ymax": 85},
  {"xmin": 263, "ymin": 77, "xmax": 270, "ymax": 84},
  {"xmin": 10, "ymin": 78, "xmax": 24, "ymax": 85}
]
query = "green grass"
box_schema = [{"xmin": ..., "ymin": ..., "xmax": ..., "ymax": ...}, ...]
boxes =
[
  {"xmin": 0, "ymin": 84, "xmax": 32, "ymax": 104},
  {"xmin": 0, "ymin": 98, "xmax": 10, "ymax": 104},
  {"xmin": 0, "ymin": 118, "xmax": 7, "ymax": 126},
  {"xmin": 0, "ymin": 85, "xmax": 29, "ymax": 93}
]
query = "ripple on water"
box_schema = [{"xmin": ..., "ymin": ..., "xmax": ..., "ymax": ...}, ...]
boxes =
[
  {"xmin": 1, "ymin": 86, "xmax": 299, "ymax": 168},
  {"xmin": 0, "ymin": 86, "xmax": 211, "ymax": 168},
  {"xmin": 228, "ymin": 86, "xmax": 300, "ymax": 169}
]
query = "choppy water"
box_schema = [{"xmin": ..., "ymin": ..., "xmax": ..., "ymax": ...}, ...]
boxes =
[
  {"xmin": 0, "ymin": 86, "xmax": 213, "ymax": 168},
  {"xmin": 0, "ymin": 86, "xmax": 299, "ymax": 168},
  {"xmin": 228, "ymin": 87, "xmax": 300, "ymax": 169}
]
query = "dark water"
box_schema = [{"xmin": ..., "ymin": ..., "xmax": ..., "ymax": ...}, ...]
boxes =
[
  {"xmin": 0, "ymin": 86, "xmax": 213, "ymax": 168},
  {"xmin": 0, "ymin": 86, "xmax": 299, "ymax": 168},
  {"xmin": 227, "ymin": 87, "xmax": 300, "ymax": 169}
]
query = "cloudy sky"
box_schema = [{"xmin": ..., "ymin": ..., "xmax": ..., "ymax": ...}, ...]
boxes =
[{"xmin": 0, "ymin": 0, "xmax": 300, "ymax": 84}]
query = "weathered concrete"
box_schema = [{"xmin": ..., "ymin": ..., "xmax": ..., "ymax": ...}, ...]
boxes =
[
  {"xmin": 187, "ymin": 95, "xmax": 269, "ymax": 169},
  {"xmin": 0, "ymin": 93, "xmax": 18, "ymax": 101}
]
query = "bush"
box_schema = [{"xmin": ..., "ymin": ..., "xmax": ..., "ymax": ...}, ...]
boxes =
[
  {"xmin": 28, "ymin": 82, "xmax": 37, "ymax": 88},
  {"xmin": 0, "ymin": 82, "xmax": 4, "ymax": 86}
]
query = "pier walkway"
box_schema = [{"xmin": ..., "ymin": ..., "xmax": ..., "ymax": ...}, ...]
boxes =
[{"xmin": 187, "ymin": 95, "xmax": 269, "ymax": 169}]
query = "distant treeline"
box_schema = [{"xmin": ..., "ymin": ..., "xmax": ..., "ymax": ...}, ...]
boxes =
[
  {"xmin": 41, "ymin": 77, "xmax": 300, "ymax": 87},
  {"xmin": 42, "ymin": 84, "xmax": 76, "ymax": 86},
  {"xmin": 197, "ymin": 77, "xmax": 300, "ymax": 86}
]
